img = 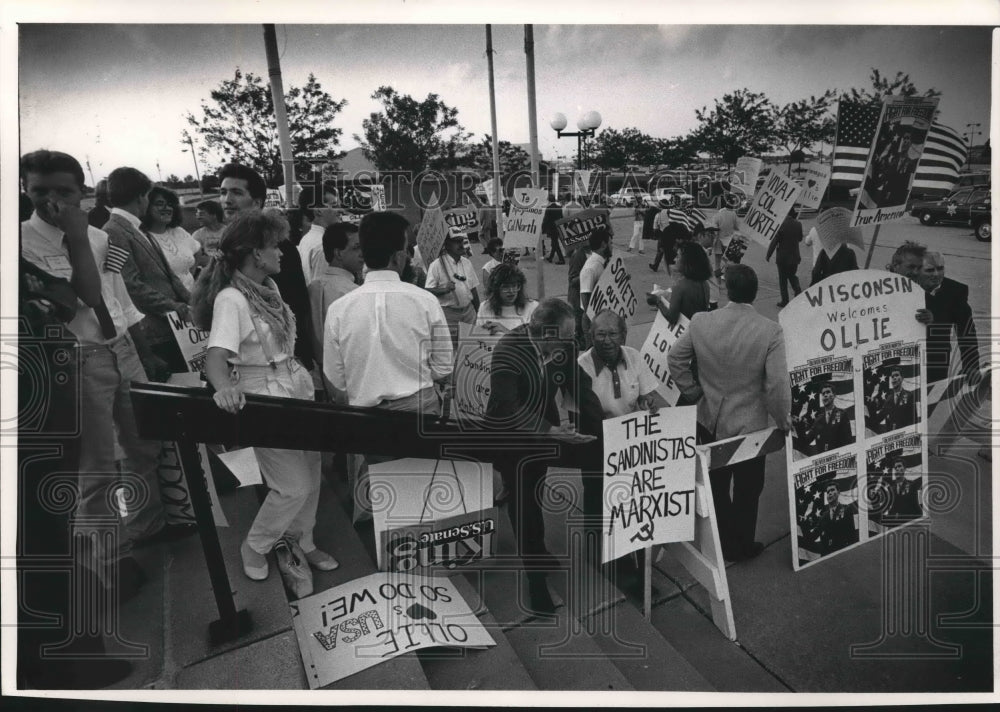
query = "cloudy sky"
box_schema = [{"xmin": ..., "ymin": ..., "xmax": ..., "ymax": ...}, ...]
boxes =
[{"xmin": 12, "ymin": 4, "xmax": 997, "ymax": 183}]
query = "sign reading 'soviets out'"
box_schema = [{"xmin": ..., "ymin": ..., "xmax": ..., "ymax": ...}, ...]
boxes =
[{"xmin": 779, "ymin": 270, "xmax": 928, "ymax": 570}]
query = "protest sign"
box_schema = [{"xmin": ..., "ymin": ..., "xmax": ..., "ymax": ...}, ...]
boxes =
[
  {"xmin": 369, "ymin": 184, "xmax": 387, "ymax": 212},
  {"xmin": 167, "ymin": 310, "xmax": 210, "ymax": 375},
  {"xmin": 480, "ymin": 178, "xmax": 496, "ymax": 205},
  {"xmin": 779, "ymin": 163, "xmax": 831, "ymax": 210},
  {"xmin": 444, "ymin": 205, "xmax": 480, "ymax": 236},
  {"xmin": 852, "ymin": 95, "xmax": 940, "ymax": 227},
  {"xmin": 502, "ymin": 187, "xmax": 547, "ymax": 249},
  {"xmin": 729, "ymin": 156, "xmax": 763, "ymax": 202},
  {"xmin": 602, "ymin": 407, "xmax": 698, "ymax": 563},
  {"xmin": 573, "ymin": 170, "xmax": 592, "ymax": 199},
  {"xmin": 367, "ymin": 458, "xmax": 495, "ymax": 571},
  {"xmin": 291, "ymin": 572, "xmax": 495, "ymax": 688},
  {"xmin": 585, "ymin": 255, "xmax": 638, "ymax": 322},
  {"xmin": 415, "ymin": 196, "xmax": 448, "ymax": 269},
  {"xmin": 452, "ymin": 322, "xmax": 502, "ymax": 425},
  {"xmin": 722, "ymin": 233, "xmax": 749, "ymax": 263},
  {"xmin": 638, "ymin": 311, "xmax": 690, "ymax": 406},
  {"xmin": 815, "ymin": 207, "xmax": 866, "ymax": 256},
  {"xmin": 742, "ymin": 171, "xmax": 802, "ymax": 248},
  {"xmin": 380, "ymin": 508, "xmax": 500, "ymax": 574},
  {"xmin": 215, "ymin": 447, "xmax": 264, "ymax": 488},
  {"xmin": 864, "ymin": 431, "xmax": 924, "ymax": 536},
  {"xmin": 501, "ymin": 248, "xmax": 521, "ymax": 266},
  {"xmin": 555, "ymin": 207, "xmax": 612, "ymax": 254},
  {"xmin": 779, "ymin": 270, "xmax": 928, "ymax": 570}
]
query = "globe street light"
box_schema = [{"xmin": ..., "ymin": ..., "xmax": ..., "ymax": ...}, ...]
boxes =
[{"xmin": 550, "ymin": 110, "xmax": 602, "ymax": 169}]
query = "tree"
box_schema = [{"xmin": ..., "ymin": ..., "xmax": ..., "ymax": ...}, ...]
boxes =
[
  {"xmin": 842, "ymin": 68, "xmax": 941, "ymax": 104},
  {"xmin": 164, "ymin": 174, "xmax": 181, "ymax": 187},
  {"xmin": 650, "ymin": 135, "xmax": 699, "ymax": 169},
  {"xmin": 356, "ymin": 86, "xmax": 470, "ymax": 172},
  {"xmin": 462, "ymin": 135, "xmax": 530, "ymax": 176},
  {"xmin": 694, "ymin": 89, "xmax": 776, "ymax": 166},
  {"xmin": 773, "ymin": 91, "xmax": 838, "ymax": 170},
  {"xmin": 186, "ymin": 68, "xmax": 347, "ymax": 185},
  {"xmin": 589, "ymin": 127, "xmax": 659, "ymax": 169}
]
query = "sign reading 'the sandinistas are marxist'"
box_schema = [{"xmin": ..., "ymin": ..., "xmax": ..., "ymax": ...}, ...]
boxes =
[
  {"xmin": 602, "ymin": 407, "xmax": 697, "ymax": 563},
  {"xmin": 779, "ymin": 270, "xmax": 928, "ymax": 570}
]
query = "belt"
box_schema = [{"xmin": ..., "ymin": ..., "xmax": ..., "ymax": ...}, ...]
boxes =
[{"xmin": 78, "ymin": 333, "xmax": 129, "ymax": 354}]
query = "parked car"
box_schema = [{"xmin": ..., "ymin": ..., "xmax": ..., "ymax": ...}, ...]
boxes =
[
  {"xmin": 609, "ymin": 187, "xmax": 651, "ymax": 207},
  {"xmin": 651, "ymin": 187, "xmax": 694, "ymax": 207},
  {"xmin": 909, "ymin": 186, "xmax": 991, "ymax": 241}
]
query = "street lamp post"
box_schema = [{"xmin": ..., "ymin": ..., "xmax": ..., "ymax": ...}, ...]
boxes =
[
  {"xmin": 550, "ymin": 111, "xmax": 602, "ymax": 170},
  {"xmin": 182, "ymin": 130, "xmax": 204, "ymax": 198},
  {"xmin": 964, "ymin": 122, "xmax": 982, "ymax": 167}
]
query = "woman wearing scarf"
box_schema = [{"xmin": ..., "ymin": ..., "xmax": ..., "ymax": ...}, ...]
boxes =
[{"xmin": 190, "ymin": 211, "xmax": 338, "ymax": 583}]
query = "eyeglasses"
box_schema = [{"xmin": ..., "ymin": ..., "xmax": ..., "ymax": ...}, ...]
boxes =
[{"xmin": 152, "ymin": 201, "xmax": 172, "ymax": 209}]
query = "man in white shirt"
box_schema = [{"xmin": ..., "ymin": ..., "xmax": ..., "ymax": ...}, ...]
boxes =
[
  {"xmin": 309, "ymin": 222, "xmax": 362, "ymax": 372},
  {"xmin": 579, "ymin": 227, "xmax": 612, "ymax": 334},
  {"xmin": 578, "ymin": 310, "xmax": 662, "ymax": 418},
  {"xmin": 709, "ymin": 199, "xmax": 739, "ymax": 276},
  {"xmin": 20, "ymin": 150, "xmax": 168, "ymax": 598},
  {"xmin": 298, "ymin": 205, "xmax": 342, "ymax": 282},
  {"xmin": 424, "ymin": 230, "xmax": 481, "ymax": 345},
  {"xmin": 323, "ymin": 211, "xmax": 454, "ymax": 412}
]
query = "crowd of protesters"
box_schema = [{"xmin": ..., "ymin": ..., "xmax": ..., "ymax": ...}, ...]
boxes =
[{"xmin": 17, "ymin": 149, "xmax": 987, "ymax": 688}]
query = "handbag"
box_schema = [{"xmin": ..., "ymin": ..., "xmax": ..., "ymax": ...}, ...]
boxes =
[{"xmin": 273, "ymin": 536, "xmax": 314, "ymax": 599}]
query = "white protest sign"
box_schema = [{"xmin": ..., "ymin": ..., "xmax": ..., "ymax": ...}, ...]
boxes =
[
  {"xmin": 852, "ymin": 95, "xmax": 940, "ymax": 228},
  {"xmin": 453, "ymin": 322, "xmax": 502, "ymax": 425},
  {"xmin": 586, "ymin": 255, "xmax": 638, "ymax": 322},
  {"xmin": 779, "ymin": 270, "xmax": 928, "ymax": 571},
  {"xmin": 481, "ymin": 178, "xmax": 496, "ymax": 206},
  {"xmin": 416, "ymin": 195, "xmax": 449, "ymax": 269},
  {"xmin": 367, "ymin": 458, "xmax": 494, "ymax": 570},
  {"xmin": 502, "ymin": 187, "xmax": 547, "ymax": 249},
  {"xmin": 602, "ymin": 407, "xmax": 698, "ymax": 563},
  {"xmin": 291, "ymin": 572, "xmax": 495, "ymax": 689},
  {"xmin": 638, "ymin": 311, "xmax": 690, "ymax": 406},
  {"xmin": 815, "ymin": 207, "xmax": 866, "ymax": 256},
  {"xmin": 444, "ymin": 205, "xmax": 480, "ymax": 235},
  {"xmin": 573, "ymin": 170, "xmax": 592, "ymax": 199},
  {"xmin": 167, "ymin": 310, "xmax": 211, "ymax": 374},
  {"xmin": 369, "ymin": 184, "xmax": 387, "ymax": 212},
  {"xmin": 742, "ymin": 171, "xmax": 802, "ymax": 248},
  {"xmin": 782, "ymin": 163, "xmax": 831, "ymax": 210},
  {"xmin": 729, "ymin": 157, "xmax": 763, "ymax": 203},
  {"xmin": 216, "ymin": 447, "xmax": 264, "ymax": 488}
]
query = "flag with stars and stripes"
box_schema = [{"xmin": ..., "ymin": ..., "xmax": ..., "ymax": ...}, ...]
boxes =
[
  {"xmin": 830, "ymin": 101, "xmax": 882, "ymax": 186},
  {"xmin": 103, "ymin": 242, "xmax": 130, "ymax": 274},
  {"xmin": 911, "ymin": 122, "xmax": 969, "ymax": 196},
  {"xmin": 663, "ymin": 207, "xmax": 708, "ymax": 234}
]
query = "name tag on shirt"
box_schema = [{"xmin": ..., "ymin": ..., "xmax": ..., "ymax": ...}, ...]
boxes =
[{"xmin": 43, "ymin": 254, "xmax": 72, "ymax": 275}]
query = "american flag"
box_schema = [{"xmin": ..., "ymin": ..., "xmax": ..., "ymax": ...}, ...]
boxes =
[
  {"xmin": 104, "ymin": 243, "xmax": 130, "ymax": 274},
  {"xmin": 664, "ymin": 207, "xmax": 708, "ymax": 233},
  {"xmin": 911, "ymin": 123, "xmax": 969, "ymax": 195},
  {"xmin": 830, "ymin": 101, "xmax": 882, "ymax": 186}
]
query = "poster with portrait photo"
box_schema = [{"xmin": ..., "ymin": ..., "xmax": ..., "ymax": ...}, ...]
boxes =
[
  {"xmin": 791, "ymin": 453, "xmax": 859, "ymax": 569},
  {"xmin": 862, "ymin": 343, "xmax": 921, "ymax": 437},
  {"xmin": 864, "ymin": 432, "xmax": 925, "ymax": 536},
  {"xmin": 789, "ymin": 358, "xmax": 856, "ymax": 462}
]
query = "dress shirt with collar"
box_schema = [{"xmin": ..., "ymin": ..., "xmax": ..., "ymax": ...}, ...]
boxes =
[
  {"xmin": 425, "ymin": 254, "xmax": 480, "ymax": 309},
  {"xmin": 297, "ymin": 223, "xmax": 326, "ymax": 282},
  {"xmin": 579, "ymin": 251, "xmax": 607, "ymax": 306},
  {"xmin": 323, "ymin": 269, "xmax": 453, "ymax": 407},
  {"xmin": 21, "ymin": 212, "xmax": 143, "ymax": 346},
  {"xmin": 308, "ymin": 265, "xmax": 358, "ymax": 364},
  {"xmin": 578, "ymin": 345, "xmax": 659, "ymax": 417},
  {"xmin": 110, "ymin": 206, "xmax": 143, "ymax": 232}
]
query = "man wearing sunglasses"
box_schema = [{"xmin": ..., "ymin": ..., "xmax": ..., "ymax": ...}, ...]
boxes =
[{"xmin": 425, "ymin": 229, "xmax": 481, "ymax": 345}]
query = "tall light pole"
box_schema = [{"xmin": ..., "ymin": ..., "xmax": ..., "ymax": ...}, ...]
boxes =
[
  {"xmin": 181, "ymin": 130, "xmax": 204, "ymax": 198},
  {"xmin": 964, "ymin": 122, "xmax": 982, "ymax": 167},
  {"xmin": 550, "ymin": 111, "xmax": 602, "ymax": 169}
]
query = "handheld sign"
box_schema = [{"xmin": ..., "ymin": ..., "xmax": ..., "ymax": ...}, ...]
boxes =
[
  {"xmin": 369, "ymin": 184, "xmax": 387, "ymax": 212},
  {"xmin": 729, "ymin": 156, "xmax": 763, "ymax": 203},
  {"xmin": 816, "ymin": 207, "xmax": 866, "ymax": 256},
  {"xmin": 555, "ymin": 207, "xmax": 611, "ymax": 254},
  {"xmin": 167, "ymin": 310, "xmax": 210, "ymax": 375},
  {"xmin": 638, "ymin": 312, "xmax": 690, "ymax": 406},
  {"xmin": 445, "ymin": 206, "xmax": 479, "ymax": 235},
  {"xmin": 602, "ymin": 406, "xmax": 698, "ymax": 563},
  {"xmin": 453, "ymin": 322, "xmax": 502, "ymax": 425},
  {"xmin": 502, "ymin": 188, "xmax": 547, "ymax": 249},
  {"xmin": 779, "ymin": 270, "xmax": 929, "ymax": 571},
  {"xmin": 291, "ymin": 572, "xmax": 495, "ymax": 689},
  {"xmin": 416, "ymin": 196, "xmax": 449, "ymax": 270},
  {"xmin": 783, "ymin": 163, "xmax": 831, "ymax": 210},
  {"xmin": 742, "ymin": 172, "xmax": 802, "ymax": 248},
  {"xmin": 586, "ymin": 255, "xmax": 638, "ymax": 322}
]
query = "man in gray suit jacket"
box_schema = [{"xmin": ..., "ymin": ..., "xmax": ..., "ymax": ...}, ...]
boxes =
[
  {"xmin": 104, "ymin": 167, "xmax": 190, "ymax": 377},
  {"xmin": 668, "ymin": 264, "xmax": 792, "ymax": 562}
]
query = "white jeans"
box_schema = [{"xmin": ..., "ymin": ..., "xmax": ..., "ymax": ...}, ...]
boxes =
[
  {"xmin": 234, "ymin": 361, "xmax": 322, "ymax": 554},
  {"xmin": 628, "ymin": 220, "xmax": 644, "ymax": 252}
]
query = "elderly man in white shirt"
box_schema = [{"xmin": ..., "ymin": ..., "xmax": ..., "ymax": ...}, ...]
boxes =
[
  {"xmin": 578, "ymin": 310, "xmax": 662, "ymax": 418},
  {"xmin": 20, "ymin": 150, "xmax": 168, "ymax": 597},
  {"xmin": 424, "ymin": 230, "xmax": 481, "ymax": 345}
]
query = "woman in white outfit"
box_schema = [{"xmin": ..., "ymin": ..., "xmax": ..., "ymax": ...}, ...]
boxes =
[{"xmin": 191, "ymin": 211, "xmax": 338, "ymax": 581}]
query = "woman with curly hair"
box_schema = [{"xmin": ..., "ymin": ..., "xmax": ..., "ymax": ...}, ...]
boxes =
[
  {"xmin": 190, "ymin": 211, "xmax": 338, "ymax": 585},
  {"xmin": 657, "ymin": 240, "xmax": 712, "ymax": 327},
  {"xmin": 476, "ymin": 262, "xmax": 538, "ymax": 335},
  {"xmin": 142, "ymin": 186, "xmax": 201, "ymax": 291}
]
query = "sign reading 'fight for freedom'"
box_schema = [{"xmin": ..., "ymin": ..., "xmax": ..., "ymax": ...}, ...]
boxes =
[
  {"xmin": 586, "ymin": 255, "xmax": 638, "ymax": 322},
  {"xmin": 502, "ymin": 188, "xmax": 548, "ymax": 249},
  {"xmin": 742, "ymin": 171, "xmax": 802, "ymax": 248},
  {"xmin": 602, "ymin": 407, "xmax": 698, "ymax": 563}
]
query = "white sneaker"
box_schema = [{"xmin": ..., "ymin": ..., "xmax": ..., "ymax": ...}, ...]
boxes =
[{"xmin": 240, "ymin": 539, "xmax": 268, "ymax": 581}]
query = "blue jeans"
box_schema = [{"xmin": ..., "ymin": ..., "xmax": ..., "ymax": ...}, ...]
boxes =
[{"xmin": 76, "ymin": 334, "xmax": 164, "ymax": 563}]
